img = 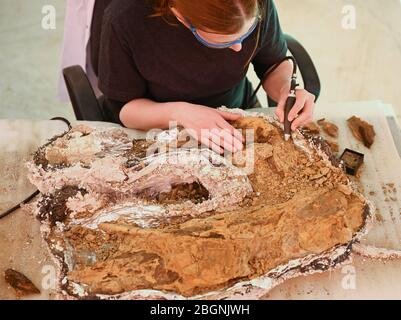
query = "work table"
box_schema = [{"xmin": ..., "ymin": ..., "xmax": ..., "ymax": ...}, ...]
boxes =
[{"xmin": 0, "ymin": 100, "xmax": 400, "ymax": 299}]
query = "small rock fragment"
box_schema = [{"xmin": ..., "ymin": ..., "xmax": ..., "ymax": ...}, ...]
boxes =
[
  {"xmin": 375, "ymin": 213, "xmax": 384, "ymax": 223},
  {"xmin": 320, "ymin": 167, "xmax": 330, "ymax": 176},
  {"xmin": 301, "ymin": 122, "xmax": 320, "ymax": 135},
  {"xmin": 326, "ymin": 140, "xmax": 339, "ymax": 153},
  {"xmin": 347, "ymin": 116, "xmax": 376, "ymax": 148},
  {"xmin": 4, "ymin": 269, "xmax": 40, "ymax": 296},
  {"xmin": 337, "ymin": 184, "xmax": 352, "ymax": 195},
  {"xmin": 317, "ymin": 119, "xmax": 339, "ymax": 138}
]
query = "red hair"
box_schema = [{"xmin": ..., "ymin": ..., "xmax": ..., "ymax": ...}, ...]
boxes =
[
  {"xmin": 151, "ymin": 0, "xmax": 264, "ymax": 34},
  {"xmin": 151, "ymin": 0, "xmax": 264, "ymax": 65}
]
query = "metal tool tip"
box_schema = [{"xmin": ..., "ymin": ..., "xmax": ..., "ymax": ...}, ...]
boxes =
[{"xmin": 284, "ymin": 134, "xmax": 291, "ymax": 141}]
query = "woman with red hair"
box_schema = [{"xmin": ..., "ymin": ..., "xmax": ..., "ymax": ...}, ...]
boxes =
[{"xmin": 90, "ymin": 0, "xmax": 315, "ymax": 153}]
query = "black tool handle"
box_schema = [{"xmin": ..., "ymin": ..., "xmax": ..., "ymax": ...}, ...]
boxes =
[{"xmin": 284, "ymin": 95, "xmax": 297, "ymax": 138}]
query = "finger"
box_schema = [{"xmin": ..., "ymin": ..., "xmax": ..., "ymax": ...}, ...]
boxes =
[
  {"xmin": 209, "ymin": 129, "xmax": 237, "ymax": 153},
  {"xmin": 275, "ymin": 93, "xmax": 288, "ymax": 123},
  {"xmin": 186, "ymin": 127, "xmax": 217, "ymax": 151},
  {"xmin": 291, "ymin": 113, "xmax": 312, "ymax": 131},
  {"xmin": 288, "ymin": 92, "xmax": 307, "ymax": 122},
  {"xmin": 199, "ymin": 131, "xmax": 224, "ymax": 154},
  {"xmin": 217, "ymin": 119, "xmax": 244, "ymax": 146},
  {"xmin": 215, "ymin": 128, "xmax": 243, "ymax": 153},
  {"xmin": 223, "ymin": 129, "xmax": 244, "ymax": 152},
  {"xmin": 216, "ymin": 110, "xmax": 242, "ymax": 122},
  {"xmin": 291, "ymin": 98, "xmax": 315, "ymax": 131},
  {"xmin": 185, "ymin": 127, "xmax": 200, "ymax": 142},
  {"xmin": 208, "ymin": 141, "xmax": 225, "ymax": 154}
]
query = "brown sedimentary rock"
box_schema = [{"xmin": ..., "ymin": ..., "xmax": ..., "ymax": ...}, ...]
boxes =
[
  {"xmin": 301, "ymin": 122, "xmax": 320, "ymax": 135},
  {"xmin": 4, "ymin": 269, "xmax": 40, "ymax": 296},
  {"xmin": 66, "ymin": 187, "xmax": 365, "ymax": 296},
  {"xmin": 27, "ymin": 115, "xmax": 370, "ymax": 299},
  {"xmin": 317, "ymin": 119, "xmax": 339, "ymax": 138},
  {"xmin": 38, "ymin": 186, "xmax": 87, "ymax": 226},
  {"xmin": 326, "ymin": 140, "xmax": 339, "ymax": 153},
  {"xmin": 347, "ymin": 116, "xmax": 376, "ymax": 148}
]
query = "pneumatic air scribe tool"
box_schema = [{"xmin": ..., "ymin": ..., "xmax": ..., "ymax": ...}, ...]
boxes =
[
  {"xmin": 284, "ymin": 68, "xmax": 299, "ymax": 141},
  {"xmin": 247, "ymin": 56, "xmax": 299, "ymax": 141}
]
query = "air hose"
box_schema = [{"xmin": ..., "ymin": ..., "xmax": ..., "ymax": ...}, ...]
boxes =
[
  {"xmin": 0, "ymin": 117, "xmax": 72, "ymax": 220},
  {"xmin": 247, "ymin": 56, "xmax": 298, "ymax": 107}
]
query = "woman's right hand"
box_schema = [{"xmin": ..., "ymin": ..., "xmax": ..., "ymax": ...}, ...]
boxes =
[{"xmin": 171, "ymin": 102, "xmax": 244, "ymax": 154}]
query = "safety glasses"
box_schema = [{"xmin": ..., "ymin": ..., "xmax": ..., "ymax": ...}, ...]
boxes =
[{"xmin": 183, "ymin": 15, "xmax": 261, "ymax": 49}]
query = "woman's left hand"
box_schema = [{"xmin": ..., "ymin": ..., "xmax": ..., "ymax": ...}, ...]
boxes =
[{"xmin": 275, "ymin": 86, "xmax": 316, "ymax": 131}]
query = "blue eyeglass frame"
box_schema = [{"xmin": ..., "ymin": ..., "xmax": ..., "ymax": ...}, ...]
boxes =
[{"xmin": 186, "ymin": 15, "xmax": 261, "ymax": 49}]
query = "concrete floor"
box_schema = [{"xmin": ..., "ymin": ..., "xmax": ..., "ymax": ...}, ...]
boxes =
[
  {"xmin": 0, "ymin": 0, "xmax": 400, "ymax": 121},
  {"xmin": 0, "ymin": 0, "xmax": 70, "ymax": 119}
]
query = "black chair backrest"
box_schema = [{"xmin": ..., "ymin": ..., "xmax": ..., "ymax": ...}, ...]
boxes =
[
  {"xmin": 268, "ymin": 35, "xmax": 321, "ymax": 107},
  {"xmin": 63, "ymin": 65, "xmax": 105, "ymax": 121},
  {"xmin": 285, "ymin": 34, "xmax": 321, "ymax": 100}
]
